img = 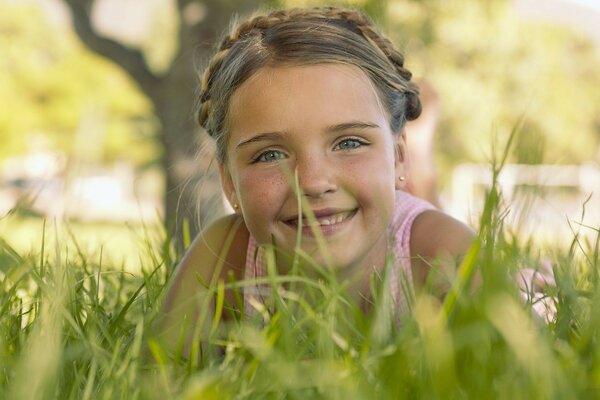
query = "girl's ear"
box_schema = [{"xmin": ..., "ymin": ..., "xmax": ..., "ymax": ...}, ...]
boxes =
[
  {"xmin": 219, "ymin": 162, "xmax": 240, "ymax": 213},
  {"xmin": 394, "ymin": 131, "xmax": 409, "ymax": 190}
]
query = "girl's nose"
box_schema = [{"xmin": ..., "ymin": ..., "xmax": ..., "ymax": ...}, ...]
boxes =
[{"xmin": 295, "ymin": 155, "xmax": 337, "ymax": 198}]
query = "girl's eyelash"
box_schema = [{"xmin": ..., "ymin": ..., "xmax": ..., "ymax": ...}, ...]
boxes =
[
  {"xmin": 250, "ymin": 137, "xmax": 368, "ymax": 163},
  {"xmin": 251, "ymin": 149, "xmax": 286, "ymax": 163},
  {"xmin": 334, "ymin": 137, "xmax": 370, "ymax": 150}
]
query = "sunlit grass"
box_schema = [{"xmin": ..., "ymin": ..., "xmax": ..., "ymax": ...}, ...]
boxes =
[
  {"xmin": 1, "ymin": 165, "xmax": 599, "ymax": 398},
  {"xmin": 0, "ymin": 215, "xmax": 163, "ymax": 273}
]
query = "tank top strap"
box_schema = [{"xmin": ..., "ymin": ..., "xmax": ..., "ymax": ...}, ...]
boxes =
[
  {"xmin": 244, "ymin": 235, "xmax": 268, "ymax": 317},
  {"xmin": 387, "ymin": 190, "xmax": 436, "ymax": 313}
]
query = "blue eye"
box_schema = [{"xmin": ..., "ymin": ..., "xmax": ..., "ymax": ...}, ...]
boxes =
[
  {"xmin": 255, "ymin": 150, "xmax": 285, "ymax": 163},
  {"xmin": 335, "ymin": 138, "xmax": 367, "ymax": 150}
]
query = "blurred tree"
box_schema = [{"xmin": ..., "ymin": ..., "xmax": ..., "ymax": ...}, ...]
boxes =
[
  {"xmin": 61, "ymin": 0, "xmax": 263, "ymax": 241},
  {"xmin": 0, "ymin": 4, "xmax": 157, "ymax": 164}
]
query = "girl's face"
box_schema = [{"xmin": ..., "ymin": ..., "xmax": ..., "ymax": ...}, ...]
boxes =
[{"xmin": 220, "ymin": 64, "xmax": 407, "ymax": 272}]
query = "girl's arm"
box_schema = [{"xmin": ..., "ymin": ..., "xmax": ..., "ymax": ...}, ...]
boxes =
[
  {"xmin": 152, "ymin": 213, "xmax": 249, "ymax": 360},
  {"xmin": 410, "ymin": 210, "xmax": 557, "ymax": 322}
]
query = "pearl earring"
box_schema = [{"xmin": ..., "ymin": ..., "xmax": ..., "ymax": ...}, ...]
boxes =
[{"xmin": 398, "ymin": 176, "xmax": 405, "ymax": 182}]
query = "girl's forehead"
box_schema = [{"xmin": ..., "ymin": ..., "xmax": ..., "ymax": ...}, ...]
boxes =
[
  {"xmin": 223, "ymin": 63, "xmax": 394, "ymax": 163},
  {"xmin": 227, "ymin": 63, "xmax": 386, "ymax": 129},
  {"xmin": 237, "ymin": 63, "xmax": 371, "ymax": 92}
]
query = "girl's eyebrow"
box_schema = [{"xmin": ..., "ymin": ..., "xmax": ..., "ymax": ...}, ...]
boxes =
[
  {"xmin": 235, "ymin": 122, "xmax": 379, "ymax": 149},
  {"xmin": 236, "ymin": 132, "xmax": 284, "ymax": 149},
  {"xmin": 325, "ymin": 121, "xmax": 380, "ymax": 132}
]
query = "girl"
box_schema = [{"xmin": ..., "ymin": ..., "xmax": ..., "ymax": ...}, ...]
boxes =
[{"xmin": 157, "ymin": 6, "xmax": 474, "ymax": 356}]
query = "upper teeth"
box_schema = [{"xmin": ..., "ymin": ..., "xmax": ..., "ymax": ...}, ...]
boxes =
[{"xmin": 297, "ymin": 211, "xmax": 353, "ymax": 226}]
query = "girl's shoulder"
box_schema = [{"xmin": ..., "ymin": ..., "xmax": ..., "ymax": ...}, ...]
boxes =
[
  {"xmin": 155, "ymin": 214, "xmax": 249, "ymax": 356},
  {"xmin": 407, "ymin": 203, "xmax": 475, "ymax": 289},
  {"xmin": 177, "ymin": 213, "xmax": 249, "ymax": 286},
  {"xmin": 410, "ymin": 209, "xmax": 475, "ymax": 259},
  {"xmin": 164, "ymin": 213, "xmax": 249, "ymax": 317}
]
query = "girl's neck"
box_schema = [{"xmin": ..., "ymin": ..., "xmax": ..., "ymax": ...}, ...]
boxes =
[
  {"xmin": 337, "ymin": 231, "xmax": 390, "ymax": 311},
  {"xmin": 273, "ymin": 230, "xmax": 390, "ymax": 312}
]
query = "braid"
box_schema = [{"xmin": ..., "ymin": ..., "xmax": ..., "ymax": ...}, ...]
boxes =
[
  {"xmin": 198, "ymin": 13, "xmax": 288, "ymax": 133},
  {"xmin": 290, "ymin": 7, "xmax": 420, "ymax": 121},
  {"xmin": 199, "ymin": 17, "xmax": 258, "ymax": 128},
  {"xmin": 317, "ymin": 7, "xmax": 422, "ymax": 120},
  {"xmin": 198, "ymin": 6, "xmax": 421, "ymax": 160}
]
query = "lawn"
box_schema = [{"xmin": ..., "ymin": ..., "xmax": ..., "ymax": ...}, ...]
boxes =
[{"xmin": 1, "ymin": 174, "xmax": 599, "ymax": 399}]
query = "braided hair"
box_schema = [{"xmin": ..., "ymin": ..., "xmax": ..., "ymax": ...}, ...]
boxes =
[{"xmin": 198, "ymin": 7, "xmax": 422, "ymax": 162}]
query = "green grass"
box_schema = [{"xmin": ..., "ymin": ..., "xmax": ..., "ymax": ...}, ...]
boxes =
[
  {"xmin": 0, "ymin": 215, "xmax": 163, "ymax": 273},
  {"xmin": 1, "ymin": 174, "xmax": 599, "ymax": 398}
]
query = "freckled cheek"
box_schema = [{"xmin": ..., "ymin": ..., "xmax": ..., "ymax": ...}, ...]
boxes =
[
  {"xmin": 236, "ymin": 169, "xmax": 291, "ymax": 222},
  {"xmin": 342, "ymin": 155, "xmax": 396, "ymax": 222},
  {"xmin": 343, "ymin": 155, "xmax": 395, "ymax": 195}
]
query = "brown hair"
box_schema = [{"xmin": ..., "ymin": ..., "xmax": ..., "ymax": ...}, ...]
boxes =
[{"xmin": 198, "ymin": 7, "xmax": 422, "ymax": 162}]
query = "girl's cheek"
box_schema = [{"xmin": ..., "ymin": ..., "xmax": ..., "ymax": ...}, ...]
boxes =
[
  {"xmin": 238, "ymin": 168, "xmax": 289, "ymax": 212},
  {"xmin": 344, "ymin": 152, "xmax": 395, "ymax": 188},
  {"xmin": 341, "ymin": 153, "xmax": 396, "ymax": 217},
  {"xmin": 237, "ymin": 168, "xmax": 291, "ymax": 242}
]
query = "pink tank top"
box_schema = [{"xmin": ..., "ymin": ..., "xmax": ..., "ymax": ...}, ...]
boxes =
[{"xmin": 243, "ymin": 190, "xmax": 435, "ymax": 316}]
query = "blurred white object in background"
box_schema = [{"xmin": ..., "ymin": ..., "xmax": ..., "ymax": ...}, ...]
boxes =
[{"xmin": 450, "ymin": 163, "xmax": 600, "ymax": 243}]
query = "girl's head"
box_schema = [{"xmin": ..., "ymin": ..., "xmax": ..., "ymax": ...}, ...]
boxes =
[
  {"xmin": 197, "ymin": 7, "xmax": 422, "ymax": 271},
  {"xmin": 198, "ymin": 7, "xmax": 421, "ymax": 162}
]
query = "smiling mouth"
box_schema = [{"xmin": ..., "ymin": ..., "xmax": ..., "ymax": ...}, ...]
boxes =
[{"xmin": 283, "ymin": 209, "xmax": 357, "ymax": 229}]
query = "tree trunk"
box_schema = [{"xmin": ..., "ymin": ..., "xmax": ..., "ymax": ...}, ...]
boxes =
[{"xmin": 63, "ymin": 0, "xmax": 261, "ymax": 245}]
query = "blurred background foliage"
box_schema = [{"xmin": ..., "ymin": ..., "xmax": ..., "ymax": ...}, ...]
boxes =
[
  {"xmin": 0, "ymin": 0, "xmax": 599, "ymax": 244},
  {"xmin": 0, "ymin": 2, "xmax": 160, "ymax": 166},
  {"xmin": 2, "ymin": 0, "xmax": 599, "ymax": 177},
  {"xmin": 381, "ymin": 0, "xmax": 600, "ymax": 181}
]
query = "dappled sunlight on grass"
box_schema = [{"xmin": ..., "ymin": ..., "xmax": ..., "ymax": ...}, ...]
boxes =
[{"xmin": 0, "ymin": 214, "xmax": 163, "ymax": 273}]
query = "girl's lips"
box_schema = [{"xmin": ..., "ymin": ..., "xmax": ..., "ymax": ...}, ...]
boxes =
[{"xmin": 282, "ymin": 209, "xmax": 358, "ymax": 235}]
